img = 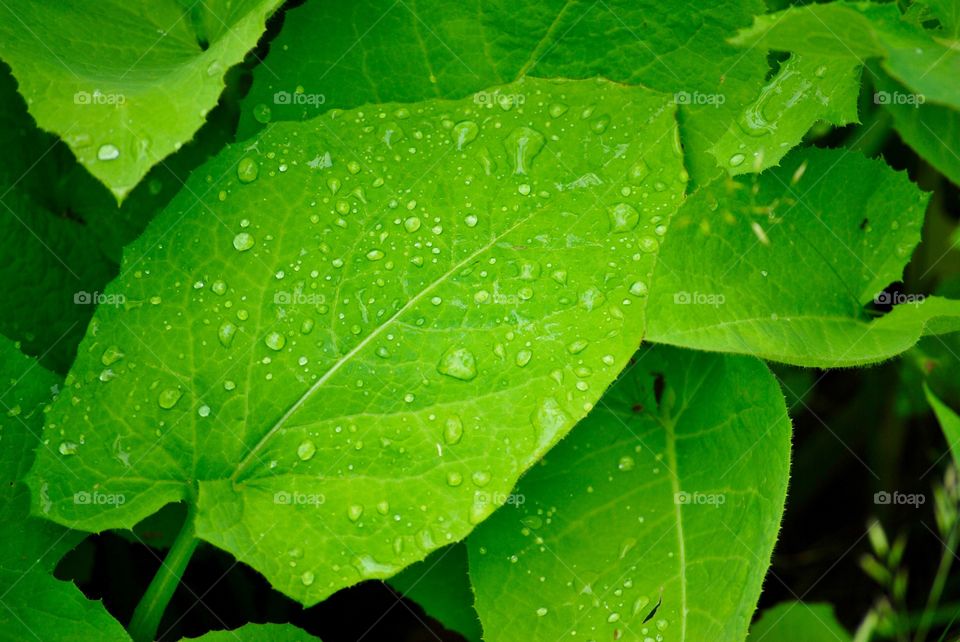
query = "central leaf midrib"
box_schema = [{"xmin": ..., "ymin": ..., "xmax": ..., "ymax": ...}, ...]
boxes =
[{"xmin": 229, "ymin": 209, "xmax": 539, "ymax": 482}]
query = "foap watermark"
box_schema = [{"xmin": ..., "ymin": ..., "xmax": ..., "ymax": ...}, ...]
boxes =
[
  {"xmin": 674, "ymin": 491, "xmax": 726, "ymax": 506},
  {"xmin": 874, "ymin": 91, "xmax": 925, "ymax": 107},
  {"xmin": 673, "ymin": 291, "xmax": 725, "ymax": 307},
  {"xmin": 73, "ymin": 89, "xmax": 126, "ymax": 106},
  {"xmin": 874, "ymin": 490, "xmax": 925, "ymax": 507},
  {"xmin": 473, "ymin": 89, "xmax": 526, "ymax": 108},
  {"xmin": 673, "ymin": 91, "xmax": 726, "ymax": 107},
  {"xmin": 74, "ymin": 490, "xmax": 126, "ymax": 506},
  {"xmin": 274, "ymin": 490, "xmax": 326, "ymax": 506},
  {"xmin": 274, "ymin": 290, "xmax": 326, "ymax": 306},
  {"xmin": 475, "ymin": 491, "xmax": 525, "ymax": 508},
  {"xmin": 874, "ymin": 291, "xmax": 925, "ymax": 307},
  {"xmin": 74, "ymin": 290, "xmax": 126, "ymax": 306},
  {"xmin": 273, "ymin": 90, "xmax": 326, "ymax": 107}
]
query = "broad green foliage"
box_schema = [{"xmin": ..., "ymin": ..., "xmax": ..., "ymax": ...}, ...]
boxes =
[
  {"xmin": 0, "ymin": 338, "xmax": 129, "ymax": 642},
  {"xmin": 732, "ymin": 1, "xmax": 960, "ymax": 186},
  {"xmin": 747, "ymin": 602, "xmax": 851, "ymax": 641},
  {"xmin": 27, "ymin": 77, "xmax": 687, "ymax": 605},
  {"xmin": 710, "ymin": 54, "xmax": 861, "ymax": 176},
  {"xmin": 183, "ymin": 623, "xmax": 320, "ymax": 641},
  {"xmin": 925, "ymin": 384, "xmax": 960, "ymax": 471},
  {"xmin": 238, "ymin": 0, "xmax": 771, "ymax": 184},
  {"xmin": 646, "ymin": 148, "xmax": 960, "ymax": 367},
  {"xmin": 469, "ymin": 346, "xmax": 791, "ymax": 641},
  {"xmin": 0, "ymin": 0, "xmax": 283, "ymax": 201},
  {"xmin": 388, "ymin": 543, "xmax": 482, "ymax": 642}
]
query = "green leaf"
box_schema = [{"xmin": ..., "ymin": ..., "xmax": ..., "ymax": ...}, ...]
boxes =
[
  {"xmin": 709, "ymin": 54, "xmax": 861, "ymax": 175},
  {"xmin": 925, "ymin": 383, "xmax": 960, "ymax": 471},
  {"xmin": 27, "ymin": 77, "xmax": 687, "ymax": 605},
  {"xmin": 0, "ymin": 0, "xmax": 283, "ymax": 201},
  {"xmin": 747, "ymin": 601, "xmax": 851, "ymax": 642},
  {"xmin": 731, "ymin": 2, "xmax": 960, "ymax": 110},
  {"xmin": 468, "ymin": 345, "xmax": 791, "ymax": 641},
  {"xmin": 388, "ymin": 543, "xmax": 482, "ymax": 642},
  {"xmin": 919, "ymin": 0, "xmax": 960, "ymax": 36},
  {"xmin": 0, "ymin": 337, "xmax": 129, "ymax": 642},
  {"xmin": 874, "ymin": 68, "xmax": 960, "ymax": 188},
  {"xmin": 182, "ymin": 623, "xmax": 320, "ymax": 641},
  {"xmin": 237, "ymin": 0, "xmax": 772, "ymax": 185},
  {"xmin": 645, "ymin": 147, "xmax": 960, "ymax": 367}
]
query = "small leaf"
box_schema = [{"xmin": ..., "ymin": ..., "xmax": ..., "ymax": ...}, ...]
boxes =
[
  {"xmin": 468, "ymin": 346, "xmax": 791, "ymax": 641},
  {"xmin": 925, "ymin": 383, "xmax": 960, "ymax": 471},
  {"xmin": 182, "ymin": 623, "xmax": 321, "ymax": 641},
  {"xmin": 710, "ymin": 54, "xmax": 861, "ymax": 175},
  {"xmin": 748, "ymin": 601, "xmax": 852, "ymax": 641},
  {"xmin": 388, "ymin": 543, "xmax": 482, "ymax": 642},
  {"xmin": 0, "ymin": 0, "xmax": 284, "ymax": 201},
  {"xmin": 27, "ymin": 77, "xmax": 686, "ymax": 605},
  {"xmin": 0, "ymin": 337, "xmax": 129, "ymax": 641},
  {"xmin": 646, "ymin": 147, "xmax": 960, "ymax": 366}
]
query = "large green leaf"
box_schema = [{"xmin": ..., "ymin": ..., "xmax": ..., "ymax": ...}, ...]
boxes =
[
  {"xmin": 468, "ymin": 346, "xmax": 791, "ymax": 641},
  {"xmin": 27, "ymin": 77, "xmax": 687, "ymax": 605},
  {"xmin": 237, "ymin": 0, "xmax": 772, "ymax": 185},
  {"xmin": 645, "ymin": 148, "xmax": 960, "ymax": 367},
  {"xmin": 747, "ymin": 602, "xmax": 851, "ymax": 642},
  {"xmin": 0, "ymin": 0, "xmax": 283, "ymax": 201},
  {"xmin": 0, "ymin": 338, "xmax": 129, "ymax": 642},
  {"xmin": 709, "ymin": 53, "xmax": 861, "ymax": 176}
]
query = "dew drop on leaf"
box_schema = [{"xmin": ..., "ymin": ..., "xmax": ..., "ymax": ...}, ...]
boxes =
[
  {"xmin": 297, "ymin": 440, "xmax": 316, "ymax": 461},
  {"xmin": 158, "ymin": 388, "xmax": 182, "ymax": 409},
  {"xmin": 437, "ymin": 346, "xmax": 478, "ymax": 381},
  {"xmin": 232, "ymin": 232, "xmax": 255, "ymax": 252},
  {"xmin": 237, "ymin": 157, "xmax": 259, "ymax": 183},
  {"xmin": 264, "ymin": 332, "xmax": 286, "ymax": 351}
]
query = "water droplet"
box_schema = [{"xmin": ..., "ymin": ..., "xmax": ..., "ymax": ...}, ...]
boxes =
[
  {"xmin": 198, "ymin": 405, "xmax": 211, "ymax": 418},
  {"xmin": 101, "ymin": 345, "xmax": 124, "ymax": 366},
  {"xmin": 444, "ymin": 417, "xmax": 464, "ymax": 444},
  {"xmin": 504, "ymin": 126, "xmax": 545, "ymax": 175},
  {"xmin": 253, "ymin": 103, "xmax": 272, "ymax": 124},
  {"xmin": 297, "ymin": 440, "xmax": 316, "ymax": 461},
  {"xmin": 366, "ymin": 249, "xmax": 385, "ymax": 261},
  {"xmin": 536, "ymin": 607, "xmax": 549, "ymax": 617},
  {"xmin": 218, "ymin": 322, "xmax": 237, "ymax": 347},
  {"xmin": 451, "ymin": 120, "xmax": 479, "ymax": 150},
  {"xmin": 403, "ymin": 217, "xmax": 421, "ymax": 233},
  {"xmin": 97, "ymin": 144, "xmax": 120, "ymax": 161},
  {"xmin": 628, "ymin": 281, "xmax": 648, "ymax": 297},
  {"xmin": 618, "ymin": 456, "xmax": 635, "ymax": 471},
  {"xmin": 348, "ymin": 504, "xmax": 364, "ymax": 521},
  {"xmin": 607, "ymin": 612, "xmax": 621, "ymax": 623},
  {"xmin": 265, "ymin": 332, "xmax": 286, "ymax": 351},
  {"xmin": 516, "ymin": 349, "xmax": 532, "ymax": 367},
  {"xmin": 446, "ymin": 471, "xmax": 463, "ymax": 486},
  {"xmin": 531, "ymin": 398, "xmax": 570, "ymax": 445},
  {"xmin": 59, "ymin": 441, "xmax": 78, "ymax": 455},
  {"xmin": 211, "ymin": 280, "xmax": 227, "ymax": 295},
  {"xmin": 729, "ymin": 153, "xmax": 746, "ymax": 167},
  {"xmin": 233, "ymin": 232, "xmax": 255, "ymax": 252},
  {"xmin": 472, "ymin": 470, "xmax": 491, "ymax": 487},
  {"xmin": 300, "ymin": 571, "xmax": 315, "ymax": 586},
  {"xmin": 567, "ymin": 339, "xmax": 589, "ymax": 354},
  {"xmin": 464, "ymin": 214, "xmax": 478, "ymax": 227},
  {"xmin": 237, "ymin": 157, "xmax": 259, "ymax": 183},
  {"xmin": 608, "ymin": 203, "xmax": 639, "ymax": 232},
  {"xmin": 437, "ymin": 346, "xmax": 478, "ymax": 381},
  {"xmin": 158, "ymin": 388, "xmax": 182, "ymax": 409}
]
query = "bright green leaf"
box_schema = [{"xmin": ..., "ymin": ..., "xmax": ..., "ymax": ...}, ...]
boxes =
[
  {"xmin": 182, "ymin": 623, "xmax": 320, "ymax": 641},
  {"xmin": 747, "ymin": 601, "xmax": 851, "ymax": 642},
  {"xmin": 388, "ymin": 543, "xmax": 482, "ymax": 642},
  {"xmin": 710, "ymin": 54, "xmax": 861, "ymax": 175},
  {"xmin": 27, "ymin": 77, "xmax": 687, "ymax": 605},
  {"xmin": 646, "ymin": 147, "xmax": 960, "ymax": 367},
  {"xmin": 468, "ymin": 346, "xmax": 791, "ymax": 642},
  {"xmin": 237, "ymin": 0, "xmax": 772, "ymax": 185},
  {"xmin": 0, "ymin": 0, "xmax": 283, "ymax": 201},
  {"xmin": 0, "ymin": 337, "xmax": 129, "ymax": 642}
]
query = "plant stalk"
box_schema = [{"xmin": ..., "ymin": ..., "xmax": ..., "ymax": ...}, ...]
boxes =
[{"xmin": 129, "ymin": 507, "xmax": 199, "ymax": 642}]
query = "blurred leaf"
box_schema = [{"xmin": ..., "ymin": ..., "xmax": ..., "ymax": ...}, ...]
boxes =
[
  {"xmin": 748, "ymin": 601, "xmax": 851, "ymax": 641},
  {"xmin": 925, "ymin": 383, "xmax": 960, "ymax": 471},
  {"xmin": 182, "ymin": 623, "xmax": 320, "ymax": 641}
]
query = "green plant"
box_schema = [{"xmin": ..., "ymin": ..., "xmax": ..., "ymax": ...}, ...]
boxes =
[{"xmin": 1, "ymin": 1, "xmax": 959, "ymax": 641}]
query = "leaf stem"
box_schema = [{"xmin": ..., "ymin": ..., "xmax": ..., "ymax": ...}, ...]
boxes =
[{"xmin": 129, "ymin": 507, "xmax": 199, "ymax": 642}]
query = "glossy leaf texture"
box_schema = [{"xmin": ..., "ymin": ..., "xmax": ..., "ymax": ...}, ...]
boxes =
[
  {"xmin": 26, "ymin": 78, "xmax": 687, "ymax": 605},
  {"xmin": 468, "ymin": 346, "xmax": 791, "ymax": 641},
  {"xmin": 0, "ymin": 0, "xmax": 283, "ymax": 201},
  {"xmin": 237, "ymin": 0, "xmax": 774, "ymax": 185},
  {"xmin": 747, "ymin": 602, "xmax": 851, "ymax": 641},
  {"xmin": 645, "ymin": 148, "xmax": 960, "ymax": 367},
  {"xmin": 0, "ymin": 337, "xmax": 129, "ymax": 642}
]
